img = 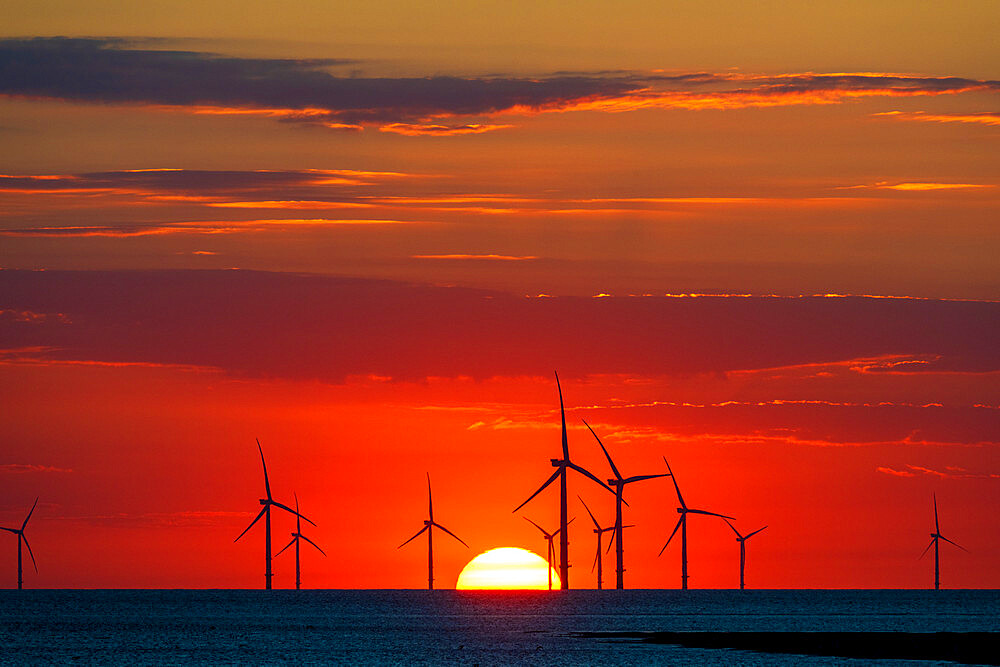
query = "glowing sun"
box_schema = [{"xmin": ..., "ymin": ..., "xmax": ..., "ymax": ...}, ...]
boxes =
[{"xmin": 455, "ymin": 547, "xmax": 559, "ymax": 590}]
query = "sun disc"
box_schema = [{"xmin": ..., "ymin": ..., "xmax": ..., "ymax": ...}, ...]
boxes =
[{"xmin": 455, "ymin": 547, "xmax": 559, "ymax": 590}]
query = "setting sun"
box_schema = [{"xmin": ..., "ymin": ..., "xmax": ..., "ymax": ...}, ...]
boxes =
[{"xmin": 455, "ymin": 548, "xmax": 559, "ymax": 590}]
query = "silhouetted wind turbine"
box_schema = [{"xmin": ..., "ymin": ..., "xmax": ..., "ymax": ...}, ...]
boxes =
[
  {"xmin": 524, "ymin": 516, "xmax": 574, "ymax": 591},
  {"xmin": 920, "ymin": 493, "xmax": 967, "ymax": 590},
  {"xmin": 578, "ymin": 496, "xmax": 618, "ymax": 590},
  {"xmin": 275, "ymin": 493, "xmax": 326, "ymax": 590},
  {"xmin": 0, "ymin": 497, "xmax": 38, "ymax": 590},
  {"xmin": 585, "ymin": 419, "xmax": 669, "ymax": 589},
  {"xmin": 398, "ymin": 473, "xmax": 468, "ymax": 590},
  {"xmin": 513, "ymin": 372, "xmax": 614, "ymax": 589},
  {"xmin": 724, "ymin": 520, "xmax": 766, "ymax": 590},
  {"xmin": 658, "ymin": 457, "xmax": 734, "ymax": 590},
  {"xmin": 234, "ymin": 440, "xmax": 314, "ymax": 590}
]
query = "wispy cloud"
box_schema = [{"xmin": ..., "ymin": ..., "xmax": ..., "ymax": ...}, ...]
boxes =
[
  {"xmin": 838, "ymin": 181, "xmax": 994, "ymax": 191},
  {"xmin": 875, "ymin": 110, "xmax": 1000, "ymax": 126},
  {"xmin": 411, "ymin": 254, "xmax": 538, "ymax": 261},
  {"xmin": 378, "ymin": 123, "xmax": 514, "ymax": 136},
  {"xmin": 0, "ymin": 218, "xmax": 429, "ymax": 237},
  {"xmin": 0, "ymin": 463, "xmax": 73, "ymax": 474},
  {"xmin": 877, "ymin": 464, "xmax": 1000, "ymax": 479}
]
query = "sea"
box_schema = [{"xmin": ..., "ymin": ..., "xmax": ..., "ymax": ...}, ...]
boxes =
[{"xmin": 0, "ymin": 590, "xmax": 997, "ymax": 665}]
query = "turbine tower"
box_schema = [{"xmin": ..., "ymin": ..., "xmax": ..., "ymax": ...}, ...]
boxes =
[
  {"xmin": 398, "ymin": 473, "xmax": 468, "ymax": 590},
  {"xmin": 523, "ymin": 516, "xmax": 573, "ymax": 591},
  {"xmin": 0, "ymin": 497, "xmax": 38, "ymax": 590},
  {"xmin": 585, "ymin": 419, "xmax": 669, "ymax": 589},
  {"xmin": 275, "ymin": 493, "xmax": 326, "ymax": 590},
  {"xmin": 513, "ymin": 372, "xmax": 614, "ymax": 590},
  {"xmin": 920, "ymin": 493, "xmax": 967, "ymax": 590},
  {"xmin": 658, "ymin": 457, "xmax": 733, "ymax": 590},
  {"xmin": 234, "ymin": 440, "xmax": 314, "ymax": 590},
  {"xmin": 724, "ymin": 520, "xmax": 766, "ymax": 590},
  {"xmin": 577, "ymin": 496, "xmax": 621, "ymax": 590}
]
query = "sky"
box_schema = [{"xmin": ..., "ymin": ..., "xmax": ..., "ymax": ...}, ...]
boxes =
[{"xmin": 0, "ymin": 1, "xmax": 998, "ymax": 589}]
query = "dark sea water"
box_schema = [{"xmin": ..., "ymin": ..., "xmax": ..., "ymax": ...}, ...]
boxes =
[{"xmin": 0, "ymin": 590, "xmax": 997, "ymax": 665}]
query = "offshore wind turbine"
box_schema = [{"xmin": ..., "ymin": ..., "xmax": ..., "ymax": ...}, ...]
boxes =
[
  {"xmin": 0, "ymin": 497, "xmax": 38, "ymax": 590},
  {"xmin": 658, "ymin": 457, "xmax": 734, "ymax": 590},
  {"xmin": 275, "ymin": 494, "xmax": 326, "ymax": 590},
  {"xmin": 577, "ymin": 496, "xmax": 619, "ymax": 590},
  {"xmin": 513, "ymin": 372, "xmax": 615, "ymax": 590},
  {"xmin": 585, "ymin": 419, "xmax": 669, "ymax": 589},
  {"xmin": 398, "ymin": 473, "xmax": 468, "ymax": 590},
  {"xmin": 524, "ymin": 516, "xmax": 574, "ymax": 591},
  {"xmin": 234, "ymin": 440, "xmax": 314, "ymax": 590},
  {"xmin": 920, "ymin": 493, "xmax": 968, "ymax": 590},
  {"xmin": 724, "ymin": 520, "xmax": 767, "ymax": 590}
]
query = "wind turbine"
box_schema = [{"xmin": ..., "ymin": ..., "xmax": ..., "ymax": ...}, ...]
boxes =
[
  {"xmin": 577, "ymin": 496, "xmax": 621, "ymax": 590},
  {"xmin": 523, "ymin": 516, "xmax": 574, "ymax": 591},
  {"xmin": 0, "ymin": 497, "xmax": 38, "ymax": 590},
  {"xmin": 658, "ymin": 457, "xmax": 734, "ymax": 590},
  {"xmin": 724, "ymin": 520, "xmax": 766, "ymax": 590},
  {"xmin": 234, "ymin": 440, "xmax": 314, "ymax": 590},
  {"xmin": 398, "ymin": 473, "xmax": 468, "ymax": 590},
  {"xmin": 513, "ymin": 372, "xmax": 614, "ymax": 590},
  {"xmin": 275, "ymin": 494, "xmax": 326, "ymax": 590},
  {"xmin": 585, "ymin": 419, "xmax": 669, "ymax": 589},
  {"xmin": 920, "ymin": 493, "xmax": 968, "ymax": 590}
]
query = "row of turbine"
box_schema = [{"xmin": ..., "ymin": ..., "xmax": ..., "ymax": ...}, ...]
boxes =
[{"xmin": 511, "ymin": 372, "xmax": 766, "ymax": 590}]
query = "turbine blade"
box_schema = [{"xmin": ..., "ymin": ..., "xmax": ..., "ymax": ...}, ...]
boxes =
[
  {"xmin": 271, "ymin": 501, "xmax": 317, "ymax": 527},
  {"xmin": 724, "ymin": 519, "xmax": 742, "ymax": 538},
  {"xmin": 0, "ymin": 526, "xmax": 18, "ymax": 534},
  {"xmin": 745, "ymin": 525, "xmax": 768, "ymax": 540},
  {"xmin": 550, "ymin": 516, "xmax": 575, "ymax": 538},
  {"xmin": 257, "ymin": 439, "xmax": 271, "ymax": 501},
  {"xmin": 555, "ymin": 371, "xmax": 569, "ymax": 460},
  {"xmin": 583, "ymin": 419, "xmax": 621, "ymax": 481},
  {"xmin": 658, "ymin": 517, "xmax": 684, "ymax": 556},
  {"xmin": 933, "ymin": 493, "xmax": 939, "ymax": 534},
  {"xmin": 274, "ymin": 536, "xmax": 297, "ymax": 558},
  {"xmin": 918, "ymin": 537, "xmax": 935, "ymax": 560},
  {"xmin": 566, "ymin": 461, "xmax": 615, "ymax": 495},
  {"xmin": 523, "ymin": 516, "xmax": 548, "ymax": 536},
  {"xmin": 687, "ymin": 508, "xmax": 736, "ymax": 520},
  {"xmin": 663, "ymin": 457, "xmax": 686, "ymax": 509},
  {"xmin": 299, "ymin": 533, "xmax": 327, "ymax": 556},
  {"xmin": 426, "ymin": 472, "xmax": 433, "ymax": 523},
  {"xmin": 938, "ymin": 534, "xmax": 969, "ymax": 553},
  {"xmin": 234, "ymin": 506, "xmax": 267, "ymax": 542},
  {"xmin": 21, "ymin": 497, "xmax": 38, "ymax": 531},
  {"xmin": 512, "ymin": 468, "xmax": 562, "ymax": 513},
  {"xmin": 432, "ymin": 522, "xmax": 469, "ymax": 548},
  {"xmin": 577, "ymin": 494, "xmax": 600, "ymax": 529},
  {"xmin": 22, "ymin": 534, "xmax": 37, "ymax": 573},
  {"xmin": 622, "ymin": 473, "xmax": 669, "ymax": 485},
  {"xmin": 294, "ymin": 492, "xmax": 300, "ymax": 532},
  {"xmin": 398, "ymin": 524, "xmax": 428, "ymax": 549}
]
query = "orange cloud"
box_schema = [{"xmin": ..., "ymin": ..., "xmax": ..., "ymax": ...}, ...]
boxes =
[
  {"xmin": 839, "ymin": 181, "xmax": 994, "ymax": 191},
  {"xmin": 878, "ymin": 464, "xmax": 1000, "ymax": 479},
  {"xmin": 875, "ymin": 111, "xmax": 1000, "ymax": 126}
]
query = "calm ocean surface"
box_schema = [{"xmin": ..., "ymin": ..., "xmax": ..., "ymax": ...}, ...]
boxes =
[{"xmin": 0, "ymin": 590, "xmax": 997, "ymax": 665}]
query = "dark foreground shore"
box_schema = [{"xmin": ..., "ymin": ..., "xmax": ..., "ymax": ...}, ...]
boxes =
[{"xmin": 573, "ymin": 631, "xmax": 1000, "ymax": 665}]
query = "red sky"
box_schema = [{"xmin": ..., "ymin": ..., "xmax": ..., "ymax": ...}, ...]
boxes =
[{"xmin": 1, "ymin": 2, "xmax": 998, "ymax": 589}]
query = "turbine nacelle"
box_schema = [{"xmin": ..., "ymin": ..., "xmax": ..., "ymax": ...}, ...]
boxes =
[{"xmin": 550, "ymin": 458, "xmax": 564, "ymax": 467}]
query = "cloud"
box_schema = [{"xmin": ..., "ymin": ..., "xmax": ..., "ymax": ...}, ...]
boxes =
[
  {"xmin": 877, "ymin": 464, "xmax": 1000, "ymax": 479},
  {"xmin": 839, "ymin": 182, "xmax": 994, "ymax": 191},
  {"xmin": 411, "ymin": 254, "xmax": 538, "ymax": 261},
  {"xmin": 0, "ymin": 463, "xmax": 73, "ymax": 474},
  {"xmin": 2, "ymin": 39, "xmax": 997, "ymax": 131},
  {"xmin": 875, "ymin": 111, "xmax": 1000, "ymax": 126},
  {"xmin": 0, "ymin": 218, "xmax": 427, "ymax": 237}
]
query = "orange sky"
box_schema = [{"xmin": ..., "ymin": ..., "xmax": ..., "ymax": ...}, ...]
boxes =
[{"xmin": 0, "ymin": 3, "xmax": 997, "ymax": 589}]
